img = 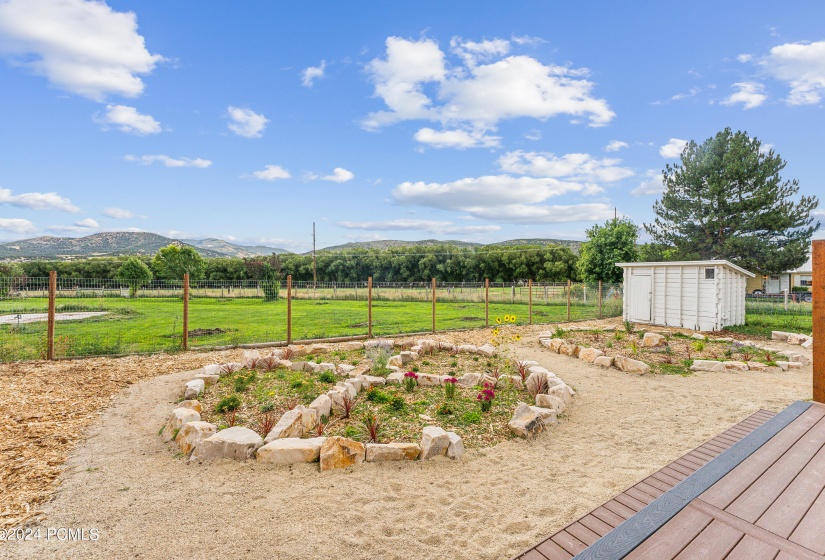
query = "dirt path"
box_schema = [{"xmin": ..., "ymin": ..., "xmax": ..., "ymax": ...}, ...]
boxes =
[
  {"xmin": 0, "ymin": 312, "xmax": 109, "ymax": 324},
  {"xmin": 1, "ymin": 333, "xmax": 812, "ymax": 560}
]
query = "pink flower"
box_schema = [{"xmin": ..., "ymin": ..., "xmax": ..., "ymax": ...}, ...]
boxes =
[
  {"xmin": 404, "ymin": 371, "xmax": 418, "ymax": 379},
  {"xmin": 444, "ymin": 377, "xmax": 457, "ymax": 384}
]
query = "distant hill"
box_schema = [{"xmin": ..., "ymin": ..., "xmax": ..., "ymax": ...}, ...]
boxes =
[
  {"xmin": 0, "ymin": 232, "xmax": 286, "ymax": 260},
  {"xmin": 317, "ymin": 238, "xmax": 580, "ymax": 253},
  {"xmin": 188, "ymin": 238, "xmax": 288, "ymax": 257},
  {"xmin": 488, "ymin": 238, "xmax": 582, "ymax": 253},
  {"xmin": 317, "ymin": 239, "xmax": 481, "ymax": 253}
]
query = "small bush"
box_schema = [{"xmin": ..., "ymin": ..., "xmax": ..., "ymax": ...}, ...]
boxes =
[
  {"xmin": 692, "ymin": 340, "xmax": 705, "ymax": 352},
  {"xmin": 388, "ymin": 396, "xmax": 406, "ymax": 411},
  {"xmin": 436, "ymin": 402, "xmax": 453, "ymax": 415},
  {"xmin": 343, "ymin": 425, "xmax": 360, "ymax": 439},
  {"xmin": 449, "ymin": 360, "xmax": 458, "ymax": 368},
  {"xmin": 216, "ymin": 394, "xmax": 242, "ymax": 413},
  {"xmin": 462, "ymin": 411, "xmax": 481, "ymax": 424},
  {"xmin": 318, "ymin": 371, "xmax": 336, "ymax": 383},
  {"xmin": 366, "ymin": 388, "xmax": 391, "ymax": 403}
]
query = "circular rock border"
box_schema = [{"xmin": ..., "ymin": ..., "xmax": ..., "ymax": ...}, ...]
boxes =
[{"xmin": 159, "ymin": 338, "xmax": 576, "ymax": 471}]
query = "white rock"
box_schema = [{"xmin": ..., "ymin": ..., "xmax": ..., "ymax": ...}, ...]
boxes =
[
  {"xmin": 347, "ymin": 376, "xmax": 363, "ymax": 392},
  {"xmin": 193, "ymin": 373, "xmax": 219, "ymax": 387},
  {"xmin": 476, "ymin": 343, "xmax": 497, "ymax": 357},
  {"xmin": 445, "ymin": 432, "xmax": 465, "ymax": 459},
  {"xmin": 307, "ymin": 344, "xmax": 330, "ymax": 355},
  {"xmin": 594, "ymin": 356, "xmax": 614, "ymax": 368},
  {"xmin": 365, "ymin": 442, "xmax": 421, "ymax": 462},
  {"xmin": 309, "ymin": 394, "xmax": 332, "ymax": 418},
  {"xmin": 388, "ymin": 355, "xmax": 403, "ymax": 368},
  {"xmin": 439, "ymin": 342, "xmax": 457, "ymax": 353},
  {"xmin": 315, "ymin": 362, "xmax": 336, "ymax": 373},
  {"xmin": 399, "ymin": 351, "xmax": 416, "ymax": 364},
  {"xmin": 161, "ymin": 407, "xmax": 201, "ymax": 442},
  {"xmin": 546, "ymin": 339, "xmax": 565, "ymax": 353},
  {"xmin": 386, "ymin": 371, "xmax": 405, "ymax": 385},
  {"xmin": 264, "ymin": 409, "xmax": 304, "ymax": 443},
  {"xmin": 642, "ymin": 332, "xmax": 667, "ymax": 347},
  {"xmin": 535, "ymin": 393, "xmax": 566, "ymax": 414},
  {"xmin": 291, "ymin": 361, "xmax": 308, "ymax": 372},
  {"xmin": 294, "ymin": 404, "xmax": 319, "ymax": 432},
  {"xmin": 614, "ymin": 356, "xmax": 650, "ymax": 374},
  {"xmin": 771, "ymin": 331, "xmax": 792, "ymax": 341},
  {"xmin": 456, "ymin": 372, "xmax": 481, "ymax": 387},
  {"xmin": 548, "ymin": 383, "xmax": 574, "ymax": 406},
  {"xmin": 457, "ymin": 344, "xmax": 477, "ymax": 354},
  {"xmin": 417, "ymin": 373, "xmax": 441, "ymax": 387},
  {"xmin": 337, "ymin": 364, "xmax": 356, "ymax": 376},
  {"xmin": 320, "ymin": 437, "xmax": 365, "ymax": 471},
  {"xmin": 508, "ymin": 402, "xmax": 545, "ymax": 439},
  {"xmin": 578, "ymin": 347, "xmax": 604, "ymax": 363},
  {"xmin": 242, "ymin": 350, "xmax": 261, "ymax": 368},
  {"xmin": 257, "ymin": 437, "xmax": 326, "ymax": 465},
  {"xmin": 801, "ymin": 338, "xmax": 813, "ymax": 349},
  {"xmin": 335, "ymin": 381, "xmax": 357, "ymax": 399},
  {"xmin": 746, "ymin": 361, "xmax": 768, "ymax": 371},
  {"xmin": 202, "ymin": 364, "xmax": 221, "ymax": 376},
  {"xmin": 177, "ymin": 399, "xmax": 202, "ymax": 413},
  {"xmin": 192, "ymin": 427, "xmax": 263, "ymax": 462},
  {"xmin": 790, "ymin": 354, "xmax": 811, "ymax": 366},
  {"xmin": 529, "ymin": 406, "xmax": 557, "ymax": 425},
  {"xmin": 690, "ymin": 360, "xmax": 726, "ymax": 372},
  {"xmin": 278, "ymin": 360, "xmax": 293, "ymax": 369},
  {"xmin": 363, "ymin": 375, "xmax": 386, "ymax": 386},
  {"xmin": 420, "ymin": 426, "xmax": 451, "ymax": 459},
  {"xmin": 777, "ymin": 361, "xmax": 802, "ymax": 371},
  {"xmin": 364, "ymin": 339, "xmax": 394, "ymax": 350},
  {"xmin": 175, "ymin": 421, "xmax": 217, "ymax": 456},
  {"xmin": 525, "ymin": 370, "xmax": 549, "ymax": 395},
  {"xmin": 691, "ymin": 333, "xmax": 707, "ymax": 340},
  {"xmin": 183, "ymin": 378, "xmax": 205, "ymax": 400},
  {"xmin": 502, "ymin": 375, "xmax": 524, "ymax": 390},
  {"xmin": 723, "ymin": 361, "xmax": 749, "ymax": 372}
]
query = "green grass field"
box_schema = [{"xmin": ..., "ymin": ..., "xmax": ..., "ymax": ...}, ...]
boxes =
[
  {"xmin": 724, "ymin": 302, "xmax": 813, "ymax": 338},
  {"xmin": 0, "ymin": 295, "xmax": 623, "ymax": 361}
]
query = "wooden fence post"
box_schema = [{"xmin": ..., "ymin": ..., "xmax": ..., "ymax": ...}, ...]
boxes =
[
  {"xmin": 813, "ymin": 240, "xmax": 824, "ymax": 404},
  {"xmin": 567, "ymin": 279, "xmax": 572, "ymax": 322},
  {"xmin": 528, "ymin": 279, "xmax": 533, "ymax": 325},
  {"xmin": 47, "ymin": 270, "xmax": 56, "ymax": 360},
  {"xmin": 286, "ymin": 275, "xmax": 292, "ymax": 344},
  {"xmin": 368, "ymin": 277, "xmax": 373, "ymax": 338},
  {"xmin": 182, "ymin": 273, "xmax": 189, "ymax": 351},
  {"xmin": 431, "ymin": 278, "xmax": 437, "ymax": 334},
  {"xmin": 598, "ymin": 280, "xmax": 603, "ymax": 319},
  {"xmin": 485, "ymin": 278, "xmax": 490, "ymax": 327}
]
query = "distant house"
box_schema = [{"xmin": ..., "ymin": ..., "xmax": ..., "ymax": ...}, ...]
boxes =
[{"xmin": 745, "ymin": 253, "xmax": 813, "ymax": 294}]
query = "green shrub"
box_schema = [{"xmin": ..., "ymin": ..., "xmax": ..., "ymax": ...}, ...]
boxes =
[
  {"xmin": 366, "ymin": 388, "xmax": 391, "ymax": 403},
  {"xmin": 343, "ymin": 425, "xmax": 360, "ymax": 439},
  {"xmin": 462, "ymin": 411, "xmax": 481, "ymax": 424},
  {"xmin": 387, "ymin": 396, "xmax": 406, "ymax": 411},
  {"xmin": 436, "ymin": 402, "xmax": 453, "ymax": 415},
  {"xmin": 318, "ymin": 372, "xmax": 336, "ymax": 383},
  {"xmin": 216, "ymin": 394, "xmax": 242, "ymax": 413}
]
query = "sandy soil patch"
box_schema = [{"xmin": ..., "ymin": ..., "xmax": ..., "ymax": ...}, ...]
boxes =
[
  {"xmin": 0, "ymin": 321, "xmax": 814, "ymax": 560},
  {"xmin": 0, "ymin": 312, "xmax": 109, "ymax": 325}
]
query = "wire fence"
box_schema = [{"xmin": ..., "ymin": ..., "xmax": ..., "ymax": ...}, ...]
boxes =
[{"xmin": 0, "ymin": 275, "xmax": 624, "ymax": 362}]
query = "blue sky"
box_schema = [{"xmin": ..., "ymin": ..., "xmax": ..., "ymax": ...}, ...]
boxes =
[{"xmin": 0, "ymin": 0, "xmax": 823, "ymax": 252}]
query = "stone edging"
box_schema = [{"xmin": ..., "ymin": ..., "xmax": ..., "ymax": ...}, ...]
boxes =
[{"xmin": 160, "ymin": 338, "xmax": 576, "ymax": 471}]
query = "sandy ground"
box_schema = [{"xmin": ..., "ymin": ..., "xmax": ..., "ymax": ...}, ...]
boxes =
[
  {"xmin": 0, "ymin": 312, "xmax": 109, "ymax": 324},
  {"xmin": 0, "ymin": 327, "xmax": 814, "ymax": 560}
]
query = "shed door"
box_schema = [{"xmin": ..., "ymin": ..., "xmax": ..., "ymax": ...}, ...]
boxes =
[{"xmin": 630, "ymin": 275, "xmax": 652, "ymax": 322}]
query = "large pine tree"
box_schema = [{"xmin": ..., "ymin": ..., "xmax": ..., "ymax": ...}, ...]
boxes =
[{"xmin": 645, "ymin": 128, "xmax": 819, "ymax": 274}]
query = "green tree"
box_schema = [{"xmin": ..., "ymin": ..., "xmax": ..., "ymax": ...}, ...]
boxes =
[
  {"xmin": 577, "ymin": 217, "xmax": 638, "ymax": 283},
  {"xmin": 260, "ymin": 262, "xmax": 281, "ymax": 301},
  {"xmin": 0, "ymin": 262, "xmax": 24, "ymax": 298},
  {"xmin": 115, "ymin": 257, "xmax": 153, "ymax": 297},
  {"xmin": 645, "ymin": 128, "xmax": 819, "ymax": 274},
  {"xmin": 151, "ymin": 244, "xmax": 206, "ymax": 280}
]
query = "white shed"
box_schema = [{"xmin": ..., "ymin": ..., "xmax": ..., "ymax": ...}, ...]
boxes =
[{"xmin": 616, "ymin": 260, "xmax": 755, "ymax": 332}]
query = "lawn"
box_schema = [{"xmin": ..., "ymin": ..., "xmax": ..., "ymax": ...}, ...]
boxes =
[
  {"xmin": 0, "ymin": 295, "xmax": 621, "ymax": 361},
  {"xmin": 723, "ymin": 302, "xmax": 813, "ymax": 338}
]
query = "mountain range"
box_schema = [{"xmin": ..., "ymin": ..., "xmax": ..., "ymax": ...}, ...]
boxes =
[
  {"xmin": 0, "ymin": 232, "xmax": 288, "ymax": 260},
  {"xmin": 0, "ymin": 232, "xmax": 582, "ymax": 260}
]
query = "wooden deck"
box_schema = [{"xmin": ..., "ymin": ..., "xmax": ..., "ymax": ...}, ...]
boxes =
[{"xmin": 513, "ymin": 403, "xmax": 825, "ymax": 560}]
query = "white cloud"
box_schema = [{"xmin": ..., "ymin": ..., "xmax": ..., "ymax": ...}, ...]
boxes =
[
  {"xmin": 659, "ymin": 138, "xmax": 688, "ymax": 158},
  {"xmin": 96, "ymin": 104, "xmax": 161, "ymax": 135},
  {"xmin": 605, "ymin": 140, "xmax": 628, "ymax": 152},
  {"xmin": 338, "ymin": 219, "xmax": 500, "ymax": 235},
  {"xmin": 249, "ymin": 165, "xmax": 291, "ymax": 181},
  {"xmin": 48, "ymin": 217, "xmax": 99, "ymax": 234},
  {"xmin": 631, "ymin": 170, "xmax": 665, "ymax": 196},
  {"xmin": 362, "ymin": 36, "xmax": 614, "ymax": 140},
  {"xmin": 392, "ymin": 174, "xmax": 608, "ymax": 224},
  {"xmin": 321, "ymin": 168, "xmax": 354, "ymax": 183},
  {"xmin": 124, "ymin": 154, "xmax": 212, "ymax": 168},
  {"xmin": 737, "ymin": 54, "xmax": 753, "ymax": 63},
  {"xmin": 721, "ymin": 81, "xmax": 767, "ymax": 109},
  {"xmin": 670, "ymin": 87, "xmax": 700, "ymax": 101},
  {"xmin": 0, "ymin": 218, "xmax": 37, "ymax": 234},
  {"xmin": 0, "ymin": 187, "xmax": 79, "ymax": 212},
  {"xmin": 759, "ymin": 143, "xmax": 775, "ymax": 155},
  {"xmin": 524, "ymin": 129, "xmax": 542, "ymax": 141},
  {"xmin": 103, "ymin": 207, "xmax": 140, "ymax": 219},
  {"xmin": 0, "ymin": 0, "xmax": 163, "ymax": 101},
  {"xmin": 760, "ymin": 40, "xmax": 825, "ymax": 104},
  {"xmin": 511, "ymin": 35, "xmax": 545, "ymax": 47},
  {"xmin": 301, "ymin": 60, "xmax": 326, "ymax": 87},
  {"xmin": 414, "ymin": 127, "xmax": 500, "ymax": 149},
  {"xmin": 497, "ymin": 151, "xmax": 634, "ymax": 183},
  {"xmin": 75, "ymin": 218, "xmax": 98, "ymax": 228},
  {"xmin": 450, "ymin": 37, "xmax": 510, "ymax": 67},
  {"xmin": 227, "ymin": 106, "xmax": 269, "ymax": 138}
]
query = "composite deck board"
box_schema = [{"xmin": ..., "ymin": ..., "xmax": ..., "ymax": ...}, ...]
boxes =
[
  {"xmin": 724, "ymin": 535, "xmax": 780, "ymax": 560},
  {"xmin": 566, "ymin": 523, "xmax": 601, "ymax": 547},
  {"xmin": 512, "ymin": 409, "xmax": 774, "ymax": 560},
  {"xmin": 623, "ymin": 507, "xmax": 713, "ymax": 559},
  {"xmin": 672, "ymin": 519, "xmax": 743, "ymax": 559},
  {"xmin": 789, "ymin": 486, "xmax": 825, "ymax": 554}
]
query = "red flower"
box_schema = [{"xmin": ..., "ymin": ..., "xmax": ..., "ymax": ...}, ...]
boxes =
[{"xmin": 404, "ymin": 371, "xmax": 419, "ymax": 379}]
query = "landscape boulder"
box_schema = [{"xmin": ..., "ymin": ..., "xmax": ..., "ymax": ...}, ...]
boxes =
[
  {"xmin": 578, "ymin": 347, "xmax": 604, "ymax": 363},
  {"xmin": 723, "ymin": 361, "xmax": 749, "ymax": 372},
  {"xmin": 525, "ymin": 370, "xmax": 550, "ymax": 395},
  {"xmin": 547, "ymin": 338, "xmax": 566, "ymax": 353},
  {"xmin": 508, "ymin": 402, "xmax": 545, "ymax": 440},
  {"xmin": 341, "ymin": 341, "xmax": 364, "ymax": 351},
  {"xmin": 417, "ymin": 373, "xmax": 441, "ymax": 387},
  {"xmin": 642, "ymin": 333, "xmax": 667, "ymax": 347},
  {"xmin": 183, "ymin": 379, "xmax": 205, "ymax": 400},
  {"xmin": 529, "ymin": 406, "xmax": 557, "ymax": 425},
  {"xmin": 445, "ymin": 432, "xmax": 465, "ymax": 459},
  {"xmin": 264, "ymin": 409, "xmax": 305, "ymax": 442},
  {"xmin": 257, "ymin": 437, "xmax": 327, "ymax": 465},
  {"xmin": 456, "ymin": 372, "xmax": 481, "ymax": 387},
  {"xmin": 746, "ymin": 361, "xmax": 768, "ymax": 371},
  {"xmin": 192, "ymin": 427, "xmax": 263, "ymax": 462},
  {"xmin": 614, "ymin": 356, "xmax": 651, "ymax": 374},
  {"xmin": 386, "ymin": 371, "xmax": 405, "ymax": 385},
  {"xmin": 337, "ymin": 364, "xmax": 356, "ymax": 376},
  {"xmin": 177, "ymin": 399, "xmax": 202, "ymax": 413},
  {"xmin": 535, "ymin": 393, "xmax": 566, "ymax": 415},
  {"xmin": 771, "ymin": 331, "xmax": 792, "ymax": 342},
  {"xmin": 175, "ymin": 421, "xmax": 217, "ymax": 457},
  {"xmin": 594, "ymin": 356, "xmax": 614, "ymax": 368},
  {"xmin": 476, "ymin": 343, "xmax": 497, "ymax": 357},
  {"xmin": 457, "ymin": 344, "xmax": 477, "ymax": 354},
  {"xmin": 242, "ymin": 350, "xmax": 261, "ymax": 368},
  {"xmin": 777, "ymin": 361, "xmax": 803, "ymax": 371},
  {"xmin": 320, "ymin": 437, "xmax": 365, "ymax": 471},
  {"xmin": 690, "ymin": 360, "xmax": 726, "ymax": 373},
  {"xmin": 419, "ymin": 426, "xmax": 451, "ymax": 459},
  {"xmin": 161, "ymin": 407, "xmax": 201, "ymax": 442},
  {"xmin": 193, "ymin": 373, "xmax": 219, "ymax": 387},
  {"xmin": 365, "ymin": 442, "xmax": 421, "ymax": 462},
  {"xmin": 202, "ymin": 364, "xmax": 221, "ymax": 376},
  {"xmin": 308, "ymin": 394, "xmax": 332, "ymax": 418}
]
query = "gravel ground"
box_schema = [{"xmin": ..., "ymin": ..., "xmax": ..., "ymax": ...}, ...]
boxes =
[{"xmin": 0, "ymin": 322, "xmax": 814, "ymax": 560}]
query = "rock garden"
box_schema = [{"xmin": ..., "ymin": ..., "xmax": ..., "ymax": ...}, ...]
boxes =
[
  {"xmin": 160, "ymin": 324, "xmax": 575, "ymax": 471},
  {"xmin": 538, "ymin": 323, "xmax": 813, "ymax": 375}
]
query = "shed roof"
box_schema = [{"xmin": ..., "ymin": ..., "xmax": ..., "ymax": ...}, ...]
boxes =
[{"xmin": 615, "ymin": 260, "xmax": 755, "ymax": 277}]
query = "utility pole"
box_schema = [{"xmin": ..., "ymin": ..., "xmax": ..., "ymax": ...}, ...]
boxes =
[{"xmin": 312, "ymin": 221, "xmax": 317, "ymax": 290}]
